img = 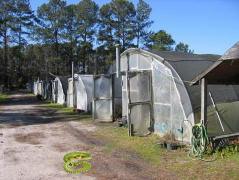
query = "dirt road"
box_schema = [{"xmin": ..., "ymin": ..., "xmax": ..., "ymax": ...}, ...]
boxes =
[
  {"xmin": 0, "ymin": 93, "xmax": 174, "ymax": 180},
  {"xmin": 0, "ymin": 93, "xmax": 96, "ymax": 180}
]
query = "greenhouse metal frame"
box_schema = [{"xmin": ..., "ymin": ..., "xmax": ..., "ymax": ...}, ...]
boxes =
[
  {"xmin": 67, "ymin": 74, "xmax": 94, "ymax": 112},
  {"xmin": 120, "ymin": 48, "xmax": 239, "ymax": 143},
  {"xmin": 52, "ymin": 76, "xmax": 68, "ymax": 105}
]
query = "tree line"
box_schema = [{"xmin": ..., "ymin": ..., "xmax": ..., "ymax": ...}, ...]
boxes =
[{"xmin": 0, "ymin": 0, "xmax": 192, "ymax": 89}]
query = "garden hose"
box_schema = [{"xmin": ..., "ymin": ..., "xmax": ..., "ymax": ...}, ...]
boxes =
[
  {"xmin": 189, "ymin": 123, "xmax": 216, "ymax": 161},
  {"xmin": 63, "ymin": 151, "xmax": 92, "ymax": 174}
]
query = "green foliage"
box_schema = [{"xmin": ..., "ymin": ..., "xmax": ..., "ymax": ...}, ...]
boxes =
[
  {"xmin": 35, "ymin": 0, "xmax": 66, "ymax": 50},
  {"xmin": 0, "ymin": 0, "xmax": 194, "ymax": 89},
  {"xmin": 99, "ymin": 0, "xmax": 137, "ymax": 50},
  {"xmin": 76, "ymin": 0, "xmax": 98, "ymax": 44},
  {"xmin": 135, "ymin": 0, "xmax": 153, "ymax": 47},
  {"xmin": 0, "ymin": 0, "xmax": 16, "ymax": 86},
  {"xmin": 216, "ymin": 144, "xmax": 239, "ymax": 159},
  {"xmin": 13, "ymin": 0, "xmax": 35, "ymax": 46},
  {"xmin": 98, "ymin": 3, "xmax": 115, "ymax": 50},
  {"xmin": 62, "ymin": 5, "xmax": 77, "ymax": 41},
  {"xmin": 175, "ymin": 42, "xmax": 194, "ymax": 53},
  {"xmin": 0, "ymin": 93, "xmax": 8, "ymax": 102},
  {"xmin": 111, "ymin": 0, "xmax": 136, "ymax": 50},
  {"xmin": 147, "ymin": 30, "xmax": 175, "ymax": 51},
  {"xmin": 76, "ymin": 0, "xmax": 99, "ymax": 73}
]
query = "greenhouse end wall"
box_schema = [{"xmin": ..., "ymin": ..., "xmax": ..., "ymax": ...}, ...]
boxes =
[{"xmin": 121, "ymin": 49, "xmax": 194, "ymax": 143}]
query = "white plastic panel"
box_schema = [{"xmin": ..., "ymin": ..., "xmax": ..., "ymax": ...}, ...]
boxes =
[
  {"xmin": 75, "ymin": 77, "xmax": 87, "ymax": 111},
  {"xmin": 67, "ymin": 79, "xmax": 74, "ymax": 107},
  {"xmin": 56, "ymin": 78, "xmax": 65, "ymax": 105},
  {"xmin": 95, "ymin": 76, "xmax": 111, "ymax": 98},
  {"xmin": 152, "ymin": 60, "xmax": 191, "ymax": 142},
  {"xmin": 130, "ymin": 104, "xmax": 151, "ymax": 135},
  {"xmin": 93, "ymin": 75, "xmax": 113, "ymax": 122},
  {"xmin": 129, "ymin": 73, "xmax": 151, "ymax": 103},
  {"xmin": 95, "ymin": 99, "xmax": 112, "ymax": 121}
]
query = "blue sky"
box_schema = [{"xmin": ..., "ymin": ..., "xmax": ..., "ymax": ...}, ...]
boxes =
[{"xmin": 30, "ymin": 0, "xmax": 239, "ymax": 55}]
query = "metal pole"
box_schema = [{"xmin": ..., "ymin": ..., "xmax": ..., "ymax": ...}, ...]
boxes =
[
  {"xmin": 92, "ymin": 76, "xmax": 96, "ymax": 121},
  {"xmin": 72, "ymin": 61, "xmax": 74, "ymax": 80},
  {"xmin": 116, "ymin": 44, "xmax": 120, "ymax": 78},
  {"xmin": 71, "ymin": 60, "xmax": 75, "ymax": 108},
  {"xmin": 200, "ymin": 78, "xmax": 208, "ymax": 128},
  {"xmin": 209, "ymin": 91, "xmax": 225, "ymax": 132}
]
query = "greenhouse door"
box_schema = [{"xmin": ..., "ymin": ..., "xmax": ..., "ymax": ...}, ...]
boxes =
[
  {"xmin": 54, "ymin": 80, "xmax": 58, "ymax": 103},
  {"xmin": 127, "ymin": 71, "xmax": 152, "ymax": 136},
  {"xmin": 93, "ymin": 75, "xmax": 113, "ymax": 122},
  {"xmin": 67, "ymin": 79, "xmax": 75, "ymax": 108}
]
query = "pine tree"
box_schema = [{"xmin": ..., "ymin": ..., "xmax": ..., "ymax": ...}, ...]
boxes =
[
  {"xmin": 75, "ymin": 0, "xmax": 98, "ymax": 73},
  {"xmin": 175, "ymin": 42, "xmax": 194, "ymax": 53},
  {"xmin": 111, "ymin": 0, "xmax": 136, "ymax": 50},
  {"xmin": 147, "ymin": 30, "xmax": 175, "ymax": 51},
  {"xmin": 135, "ymin": 0, "xmax": 153, "ymax": 48},
  {"xmin": 35, "ymin": 0, "xmax": 66, "ymax": 57},
  {"xmin": 13, "ymin": 0, "xmax": 34, "ymax": 47},
  {"xmin": 0, "ymin": 0, "xmax": 16, "ymax": 87}
]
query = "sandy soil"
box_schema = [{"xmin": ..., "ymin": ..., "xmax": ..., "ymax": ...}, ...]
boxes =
[{"xmin": 0, "ymin": 93, "xmax": 175, "ymax": 180}]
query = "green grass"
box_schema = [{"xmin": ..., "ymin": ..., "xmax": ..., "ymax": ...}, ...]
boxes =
[
  {"xmin": 42, "ymin": 102, "xmax": 239, "ymax": 179},
  {"xmin": 93, "ymin": 124, "xmax": 239, "ymax": 179},
  {"xmin": 40, "ymin": 102, "xmax": 92, "ymax": 121},
  {"xmin": 0, "ymin": 93, "xmax": 8, "ymax": 102},
  {"xmin": 43, "ymin": 103, "xmax": 74, "ymax": 114},
  {"xmin": 95, "ymin": 126, "xmax": 163, "ymax": 165}
]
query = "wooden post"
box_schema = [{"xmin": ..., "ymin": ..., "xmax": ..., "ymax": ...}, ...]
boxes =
[
  {"xmin": 200, "ymin": 78, "xmax": 208, "ymax": 128},
  {"xmin": 126, "ymin": 53, "xmax": 132, "ymax": 136},
  {"xmin": 92, "ymin": 76, "xmax": 96, "ymax": 121},
  {"xmin": 112, "ymin": 74, "xmax": 115, "ymax": 121}
]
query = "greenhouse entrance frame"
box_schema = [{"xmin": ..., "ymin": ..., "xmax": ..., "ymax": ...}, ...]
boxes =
[
  {"xmin": 53, "ymin": 80, "xmax": 58, "ymax": 103},
  {"xmin": 126, "ymin": 70, "xmax": 153, "ymax": 136},
  {"xmin": 92, "ymin": 74, "xmax": 113, "ymax": 122}
]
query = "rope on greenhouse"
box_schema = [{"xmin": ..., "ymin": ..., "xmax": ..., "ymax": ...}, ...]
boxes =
[
  {"xmin": 189, "ymin": 123, "xmax": 216, "ymax": 161},
  {"xmin": 63, "ymin": 151, "xmax": 92, "ymax": 174}
]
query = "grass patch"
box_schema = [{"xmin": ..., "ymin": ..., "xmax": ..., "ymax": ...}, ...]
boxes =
[
  {"xmin": 40, "ymin": 101, "xmax": 239, "ymax": 179},
  {"xmin": 0, "ymin": 93, "xmax": 8, "ymax": 102},
  {"xmin": 42, "ymin": 103, "xmax": 75, "ymax": 114},
  {"xmin": 95, "ymin": 126, "xmax": 163, "ymax": 165},
  {"xmin": 94, "ymin": 124, "xmax": 239, "ymax": 179},
  {"xmin": 165, "ymin": 147, "xmax": 239, "ymax": 179},
  {"xmin": 40, "ymin": 102, "xmax": 92, "ymax": 121}
]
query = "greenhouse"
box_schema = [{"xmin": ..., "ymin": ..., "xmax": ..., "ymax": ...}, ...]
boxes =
[
  {"xmin": 120, "ymin": 48, "xmax": 239, "ymax": 143},
  {"xmin": 33, "ymin": 81, "xmax": 38, "ymax": 95},
  {"xmin": 33, "ymin": 80, "xmax": 43, "ymax": 97},
  {"xmin": 67, "ymin": 74, "xmax": 94, "ymax": 112},
  {"xmin": 43, "ymin": 81, "xmax": 52, "ymax": 100},
  {"xmin": 92, "ymin": 64, "xmax": 122, "ymax": 122},
  {"xmin": 67, "ymin": 77, "xmax": 74, "ymax": 107},
  {"xmin": 52, "ymin": 76, "xmax": 68, "ymax": 105}
]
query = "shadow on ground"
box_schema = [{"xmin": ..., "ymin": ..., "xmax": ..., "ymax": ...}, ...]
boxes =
[{"xmin": 0, "ymin": 92, "xmax": 85, "ymax": 127}]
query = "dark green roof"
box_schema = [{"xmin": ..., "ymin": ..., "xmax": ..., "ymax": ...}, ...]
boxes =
[{"xmin": 149, "ymin": 50, "xmax": 220, "ymax": 62}]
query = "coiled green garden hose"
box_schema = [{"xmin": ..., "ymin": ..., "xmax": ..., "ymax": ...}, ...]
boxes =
[
  {"xmin": 63, "ymin": 151, "xmax": 92, "ymax": 174},
  {"xmin": 189, "ymin": 123, "xmax": 216, "ymax": 161},
  {"xmin": 190, "ymin": 123, "xmax": 209, "ymax": 158}
]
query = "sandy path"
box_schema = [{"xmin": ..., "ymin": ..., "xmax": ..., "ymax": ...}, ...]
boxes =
[
  {"xmin": 0, "ymin": 93, "xmax": 175, "ymax": 180},
  {"xmin": 0, "ymin": 93, "xmax": 95, "ymax": 180}
]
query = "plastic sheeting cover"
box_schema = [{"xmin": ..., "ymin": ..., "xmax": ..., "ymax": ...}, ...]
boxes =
[{"xmin": 93, "ymin": 76, "xmax": 112, "ymax": 122}]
